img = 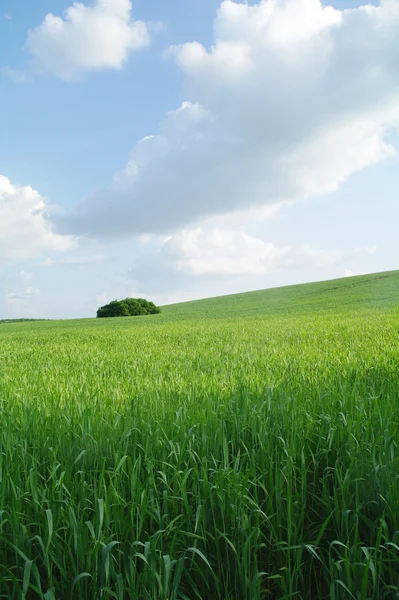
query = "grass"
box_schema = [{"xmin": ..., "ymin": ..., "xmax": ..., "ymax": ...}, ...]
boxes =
[
  {"xmin": 0, "ymin": 270, "xmax": 399, "ymax": 599},
  {"xmin": 161, "ymin": 269, "xmax": 399, "ymax": 319}
]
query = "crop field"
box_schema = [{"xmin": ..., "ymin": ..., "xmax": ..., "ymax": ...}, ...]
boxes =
[{"xmin": 0, "ymin": 271, "xmax": 399, "ymax": 599}]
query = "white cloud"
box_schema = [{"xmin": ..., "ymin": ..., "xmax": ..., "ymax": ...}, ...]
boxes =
[
  {"xmin": 7, "ymin": 288, "xmax": 40, "ymax": 302},
  {"xmin": 20, "ymin": 270, "xmax": 33, "ymax": 282},
  {"xmin": 58, "ymin": 0, "xmax": 399, "ymax": 239},
  {"xmin": 5, "ymin": 287, "xmax": 41, "ymax": 319},
  {"xmin": 0, "ymin": 175, "xmax": 75, "ymax": 266},
  {"xmin": 344, "ymin": 268, "xmax": 366, "ymax": 277},
  {"xmin": 129, "ymin": 226, "xmax": 373, "ymax": 290},
  {"xmin": 25, "ymin": 0, "xmax": 150, "ymax": 80},
  {"xmin": 150, "ymin": 228, "xmax": 288, "ymax": 277}
]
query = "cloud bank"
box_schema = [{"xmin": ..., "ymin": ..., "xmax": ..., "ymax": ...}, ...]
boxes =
[
  {"xmin": 129, "ymin": 227, "xmax": 377, "ymax": 290},
  {"xmin": 57, "ymin": 0, "xmax": 399, "ymax": 238}
]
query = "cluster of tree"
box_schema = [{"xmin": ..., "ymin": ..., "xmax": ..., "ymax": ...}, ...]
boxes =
[
  {"xmin": 96, "ymin": 298, "xmax": 161, "ymax": 318},
  {"xmin": 0, "ymin": 319, "xmax": 46, "ymax": 324}
]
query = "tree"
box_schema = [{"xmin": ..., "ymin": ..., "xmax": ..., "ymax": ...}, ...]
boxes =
[{"xmin": 96, "ymin": 298, "xmax": 161, "ymax": 318}]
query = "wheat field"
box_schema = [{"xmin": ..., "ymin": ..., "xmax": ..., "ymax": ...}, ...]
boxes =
[{"xmin": 0, "ymin": 272, "xmax": 398, "ymax": 599}]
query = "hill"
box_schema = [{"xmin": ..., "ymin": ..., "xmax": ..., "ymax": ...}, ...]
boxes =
[
  {"xmin": 1, "ymin": 270, "xmax": 397, "ymax": 329},
  {"xmin": 161, "ymin": 269, "xmax": 399, "ymax": 320}
]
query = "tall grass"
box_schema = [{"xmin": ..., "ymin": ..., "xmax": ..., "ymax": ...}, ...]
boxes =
[{"xmin": 0, "ymin": 308, "xmax": 398, "ymax": 598}]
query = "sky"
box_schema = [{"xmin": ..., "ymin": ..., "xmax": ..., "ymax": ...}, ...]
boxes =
[{"xmin": 1, "ymin": 0, "xmax": 398, "ymax": 319}]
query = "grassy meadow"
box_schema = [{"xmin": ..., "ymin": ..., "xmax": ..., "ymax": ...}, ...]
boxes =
[{"xmin": 1, "ymin": 271, "xmax": 399, "ymax": 599}]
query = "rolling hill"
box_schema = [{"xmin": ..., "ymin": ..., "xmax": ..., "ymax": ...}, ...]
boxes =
[{"xmin": 161, "ymin": 269, "xmax": 399, "ymax": 320}]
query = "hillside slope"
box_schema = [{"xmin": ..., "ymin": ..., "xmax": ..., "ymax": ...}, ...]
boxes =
[
  {"xmin": 161, "ymin": 269, "xmax": 399, "ymax": 320},
  {"xmin": 1, "ymin": 270, "xmax": 397, "ymax": 329}
]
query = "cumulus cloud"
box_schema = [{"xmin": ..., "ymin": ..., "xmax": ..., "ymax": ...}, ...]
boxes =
[
  {"xmin": 57, "ymin": 0, "xmax": 399, "ymax": 239},
  {"xmin": 147, "ymin": 228, "xmax": 289, "ymax": 277},
  {"xmin": 128, "ymin": 227, "xmax": 375, "ymax": 290},
  {"xmin": 25, "ymin": 0, "xmax": 150, "ymax": 80},
  {"xmin": 0, "ymin": 175, "xmax": 75, "ymax": 266}
]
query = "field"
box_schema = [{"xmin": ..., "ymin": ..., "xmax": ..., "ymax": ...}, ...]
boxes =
[{"xmin": 0, "ymin": 271, "xmax": 399, "ymax": 599}]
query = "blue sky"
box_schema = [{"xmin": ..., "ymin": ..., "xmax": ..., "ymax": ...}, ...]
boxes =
[{"xmin": 1, "ymin": 0, "xmax": 398, "ymax": 319}]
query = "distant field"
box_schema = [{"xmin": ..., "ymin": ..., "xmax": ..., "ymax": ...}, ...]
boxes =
[{"xmin": 0, "ymin": 271, "xmax": 399, "ymax": 599}]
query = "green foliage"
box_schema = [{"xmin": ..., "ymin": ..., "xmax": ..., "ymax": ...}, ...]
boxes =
[
  {"xmin": 0, "ymin": 319, "xmax": 46, "ymax": 324},
  {"xmin": 96, "ymin": 297, "xmax": 161, "ymax": 318},
  {"xmin": 0, "ymin": 270, "xmax": 398, "ymax": 598}
]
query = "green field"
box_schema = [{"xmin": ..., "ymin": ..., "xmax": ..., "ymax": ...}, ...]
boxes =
[{"xmin": 1, "ymin": 271, "xmax": 399, "ymax": 599}]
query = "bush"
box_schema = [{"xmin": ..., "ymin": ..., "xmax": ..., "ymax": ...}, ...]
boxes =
[{"xmin": 96, "ymin": 298, "xmax": 161, "ymax": 318}]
